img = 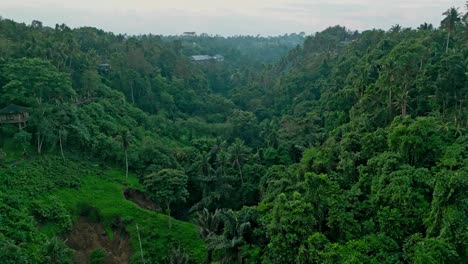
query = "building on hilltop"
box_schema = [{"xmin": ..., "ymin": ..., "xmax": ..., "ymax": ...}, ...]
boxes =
[
  {"xmin": 191, "ymin": 55, "xmax": 213, "ymax": 63},
  {"xmin": 0, "ymin": 104, "xmax": 30, "ymax": 129},
  {"xmin": 190, "ymin": 55, "xmax": 224, "ymax": 63},
  {"xmin": 339, "ymin": 40, "xmax": 356, "ymax": 45}
]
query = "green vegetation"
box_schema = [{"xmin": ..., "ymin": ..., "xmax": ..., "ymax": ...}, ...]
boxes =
[
  {"xmin": 0, "ymin": 4, "xmax": 467, "ymax": 264},
  {"xmin": 51, "ymin": 168, "xmax": 205, "ymax": 263},
  {"xmin": 0, "ymin": 156, "xmax": 206, "ymax": 263},
  {"xmin": 89, "ymin": 249, "xmax": 105, "ymax": 264}
]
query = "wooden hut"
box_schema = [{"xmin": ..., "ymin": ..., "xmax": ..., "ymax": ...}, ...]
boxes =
[{"xmin": 0, "ymin": 104, "xmax": 30, "ymax": 129}]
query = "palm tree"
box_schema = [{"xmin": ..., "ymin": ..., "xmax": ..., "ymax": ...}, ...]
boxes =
[
  {"xmin": 464, "ymin": 2, "xmax": 468, "ymax": 23},
  {"xmin": 189, "ymin": 151, "xmax": 217, "ymax": 209},
  {"xmin": 117, "ymin": 130, "xmax": 133, "ymax": 186},
  {"xmin": 190, "ymin": 167, "xmax": 234, "ymax": 212},
  {"xmin": 169, "ymin": 245, "xmax": 190, "ymax": 264},
  {"xmin": 210, "ymin": 138, "xmax": 227, "ymax": 157},
  {"xmin": 441, "ymin": 7, "xmax": 461, "ymax": 52},
  {"xmin": 390, "ymin": 24, "xmax": 402, "ymax": 33},
  {"xmin": 215, "ymin": 149, "xmax": 229, "ymax": 179},
  {"xmin": 418, "ymin": 23, "xmax": 433, "ymax": 31},
  {"xmin": 206, "ymin": 209, "xmax": 251, "ymax": 264},
  {"xmin": 227, "ymin": 139, "xmax": 251, "ymax": 184},
  {"xmin": 195, "ymin": 208, "xmax": 224, "ymax": 263},
  {"xmin": 190, "ymin": 151, "xmax": 215, "ymax": 178},
  {"xmin": 259, "ymin": 119, "xmax": 279, "ymax": 148}
]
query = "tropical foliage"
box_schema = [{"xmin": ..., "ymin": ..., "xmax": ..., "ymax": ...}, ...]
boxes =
[{"xmin": 0, "ymin": 4, "xmax": 467, "ymax": 263}]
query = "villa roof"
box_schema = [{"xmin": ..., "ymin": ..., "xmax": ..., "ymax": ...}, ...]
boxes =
[{"xmin": 0, "ymin": 104, "xmax": 30, "ymax": 114}]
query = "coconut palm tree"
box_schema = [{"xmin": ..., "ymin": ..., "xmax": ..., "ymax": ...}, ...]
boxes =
[
  {"xmin": 390, "ymin": 24, "xmax": 402, "ymax": 33},
  {"xmin": 190, "ymin": 151, "xmax": 215, "ymax": 178},
  {"xmin": 441, "ymin": 7, "xmax": 461, "ymax": 52},
  {"xmin": 206, "ymin": 209, "xmax": 251, "ymax": 264},
  {"xmin": 418, "ymin": 23, "xmax": 433, "ymax": 31},
  {"xmin": 116, "ymin": 130, "xmax": 133, "ymax": 186},
  {"xmin": 227, "ymin": 139, "xmax": 251, "ymax": 184},
  {"xmin": 195, "ymin": 208, "xmax": 223, "ymax": 263}
]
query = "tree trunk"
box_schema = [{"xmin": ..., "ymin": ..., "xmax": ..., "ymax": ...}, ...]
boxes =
[
  {"xmin": 59, "ymin": 130, "xmax": 65, "ymax": 161},
  {"xmin": 388, "ymin": 88, "xmax": 393, "ymax": 123},
  {"xmin": 401, "ymin": 86, "xmax": 408, "ymax": 117},
  {"xmin": 446, "ymin": 31, "xmax": 450, "ymax": 53},
  {"xmin": 136, "ymin": 223, "xmax": 145, "ymax": 264},
  {"xmin": 124, "ymin": 148, "xmax": 129, "ymax": 186},
  {"xmin": 130, "ymin": 82, "xmax": 135, "ymax": 104},
  {"xmin": 37, "ymin": 134, "xmax": 40, "ymax": 154},
  {"xmin": 37, "ymin": 134, "xmax": 43, "ymax": 154},
  {"xmin": 167, "ymin": 202, "xmax": 172, "ymax": 230},
  {"xmin": 236, "ymin": 159, "xmax": 244, "ymax": 184}
]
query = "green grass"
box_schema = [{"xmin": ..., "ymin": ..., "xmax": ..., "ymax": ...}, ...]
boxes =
[
  {"xmin": 46, "ymin": 168, "xmax": 206, "ymax": 263},
  {"xmin": 0, "ymin": 154, "xmax": 206, "ymax": 263}
]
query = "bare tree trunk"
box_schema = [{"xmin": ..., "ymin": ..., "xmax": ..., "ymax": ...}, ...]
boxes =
[
  {"xmin": 125, "ymin": 148, "xmax": 129, "ymax": 186},
  {"xmin": 446, "ymin": 31, "xmax": 450, "ymax": 53},
  {"xmin": 37, "ymin": 134, "xmax": 40, "ymax": 154},
  {"xmin": 37, "ymin": 134, "xmax": 43, "ymax": 154},
  {"xmin": 167, "ymin": 202, "xmax": 172, "ymax": 230},
  {"xmin": 59, "ymin": 130, "xmax": 65, "ymax": 161},
  {"xmin": 401, "ymin": 86, "xmax": 408, "ymax": 117},
  {"xmin": 136, "ymin": 223, "xmax": 145, "ymax": 264},
  {"xmin": 388, "ymin": 88, "xmax": 393, "ymax": 123},
  {"xmin": 130, "ymin": 82, "xmax": 135, "ymax": 104}
]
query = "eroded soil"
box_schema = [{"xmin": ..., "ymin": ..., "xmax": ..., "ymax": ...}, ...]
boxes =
[
  {"xmin": 65, "ymin": 217, "xmax": 131, "ymax": 264},
  {"xmin": 124, "ymin": 189, "xmax": 159, "ymax": 211}
]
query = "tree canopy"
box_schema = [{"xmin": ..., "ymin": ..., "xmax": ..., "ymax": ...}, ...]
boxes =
[{"xmin": 0, "ymin": 4, "xmax": 467, "ymax": 263}]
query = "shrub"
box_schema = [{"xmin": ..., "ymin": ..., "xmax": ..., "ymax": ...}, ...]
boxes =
[
  {"xmin": 31, "ymin": 198, "xmax": 72, "ymax": 232},
  {"xmin": 89, "ymin": 249, "xmax": 106, "ymax": 264}
]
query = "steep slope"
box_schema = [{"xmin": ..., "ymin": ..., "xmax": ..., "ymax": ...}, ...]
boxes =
[{"xmin": 0, "ymin": 155, "xmax": 206, "ymax": 263}]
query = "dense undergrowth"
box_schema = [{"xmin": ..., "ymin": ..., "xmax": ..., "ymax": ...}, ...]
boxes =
[{"xmin": 0, "ymin": 153, "xmax": 205, "ymax": 263}]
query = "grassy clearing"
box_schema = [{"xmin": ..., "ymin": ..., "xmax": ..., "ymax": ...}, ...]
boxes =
[
  {"xmin": 49, "ymin": 170, "xmax": 206, "ymax": 263},
  {"xmin": 0, "ymin": 155, "xmax": 206, "ymax": 263}
]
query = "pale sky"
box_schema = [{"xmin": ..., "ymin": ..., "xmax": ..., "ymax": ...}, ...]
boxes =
[{"xmin": 0, "ymin": 0, "xmax": 465, "ymax": 36}]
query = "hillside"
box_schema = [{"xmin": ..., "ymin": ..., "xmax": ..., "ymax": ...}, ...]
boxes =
[
  {"xmin": 0, "ymin": 152, "xmax": 206, "ymax": 263},
  {"xmin": 0, "ymin": 5, "xmax": 467, "ymax": 264}
]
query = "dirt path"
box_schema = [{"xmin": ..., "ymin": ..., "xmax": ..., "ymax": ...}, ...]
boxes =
[
  {"xmin": 65, "ymin": 217, "xmax": 131, "ymax": 264},
  {"xmin": 124, "ymin": 189, "xmax": 159, "ymax": 211}
]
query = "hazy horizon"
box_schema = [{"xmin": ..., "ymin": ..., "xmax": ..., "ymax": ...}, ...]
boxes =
[{"xmin": 1, "ymin": 0, "xmax": 465, "ymax": 36}]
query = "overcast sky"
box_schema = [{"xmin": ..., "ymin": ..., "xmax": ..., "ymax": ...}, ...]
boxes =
[{"xmin": 0, "ymin": 0, "xmax": 465, "ymax": 36}]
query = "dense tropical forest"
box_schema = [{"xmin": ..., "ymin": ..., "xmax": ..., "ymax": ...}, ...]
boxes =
[{"xmin": 0, "ymin": 4, "xmax": 467, "ymax": 264}]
